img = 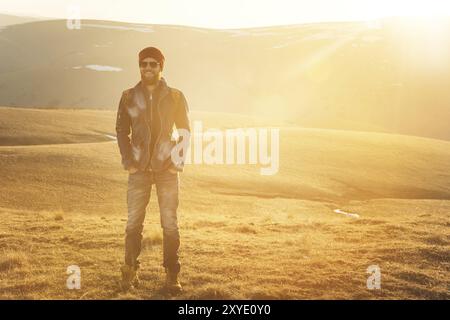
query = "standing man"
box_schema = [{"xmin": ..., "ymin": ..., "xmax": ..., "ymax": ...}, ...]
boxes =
[{"xmin": 115, "ymin": 46, "xmax": 190, "ymax": 293}]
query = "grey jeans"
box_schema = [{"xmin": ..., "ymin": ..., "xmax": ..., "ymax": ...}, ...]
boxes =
[{"xmin": 125, "ymin": 169, "xmax": 180, "ymax": 273}]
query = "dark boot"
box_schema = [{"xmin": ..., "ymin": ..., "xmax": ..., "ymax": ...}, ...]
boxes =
[
  {"xmin": 120, "ymin": 262, "xmax": 140, "ymax": 291},
  {"xmin": 165, "ymin": 268, "xmax": 182, "ymax": 294}
]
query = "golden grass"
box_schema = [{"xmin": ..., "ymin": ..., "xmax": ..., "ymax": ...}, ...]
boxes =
[
  {"xmin": 0, "ymin": 250, "xmax": 29, "ymax": 272},
  {"xmin": 0, "ymin": 108, "xmax": 448, "ymax": 299},
  {"xmin": 142, "ymin": 226, "xmax": 163, "ymax": 248},
  {"xmin": 0, "ymin": 198, "xmax": 448, "ymax": 299},
  {"xmin": 54, "ymin": 211, "xmax": 64, "ymax": 221}
]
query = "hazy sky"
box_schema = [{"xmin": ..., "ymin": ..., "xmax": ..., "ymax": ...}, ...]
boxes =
[{"xmin": 1, "ymin": 0, "xmax": 449, "ymax": 29}]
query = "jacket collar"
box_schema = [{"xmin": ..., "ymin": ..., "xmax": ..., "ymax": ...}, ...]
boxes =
[
  {"xmin": 135, "ymin": 76, "xmax": 169, "ymax": 101},
  {"xmin": 131, "ymin": 77, "xmax": 169, "ymax": 112}
]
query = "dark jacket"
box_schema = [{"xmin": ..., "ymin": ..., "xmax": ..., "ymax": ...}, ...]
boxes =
[{"xmin": 115, "ymin": 77, "xmax": 190, "ymax": 172}]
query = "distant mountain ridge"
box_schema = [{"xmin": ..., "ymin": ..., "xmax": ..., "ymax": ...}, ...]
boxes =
[
  {"xmin": 0, "ymin": 13, "xmax": 43, "ymax": 27},
  {"xmin": 0, "ymin": 17, "xmax": 449, "ymax": 140}
]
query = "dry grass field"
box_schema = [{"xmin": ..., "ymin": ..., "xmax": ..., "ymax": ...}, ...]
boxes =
[{"xmin": 0, "ymin": 107, "xmax": 448, "ymax": 299}]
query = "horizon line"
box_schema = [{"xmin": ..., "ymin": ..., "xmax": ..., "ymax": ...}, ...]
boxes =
[{"xmin": 1, "ymin": 10, "xmax": 450, "ymax": 31}]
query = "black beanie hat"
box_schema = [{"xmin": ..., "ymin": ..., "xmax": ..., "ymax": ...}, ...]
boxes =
[{"xmin": 138, "ymin": 46, "xmax": 165, "ymax": 70}]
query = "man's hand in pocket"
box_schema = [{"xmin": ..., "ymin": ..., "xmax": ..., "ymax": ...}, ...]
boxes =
[
  {"xmin": 168, "ymin": 167, "xmax": 178, "ymax": 174},
  {"xmin": 128, "ymin": 166, "xmax": 139, "ymax": 174}
]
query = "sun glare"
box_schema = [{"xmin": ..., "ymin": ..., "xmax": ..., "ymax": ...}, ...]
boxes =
[
  {"xmin": 362, "ymin": 0, "xmax": 450, "ymax": 20},
  {"xmin": 387, "ymin": 17, "xmax": 450, "ymax": 72}
]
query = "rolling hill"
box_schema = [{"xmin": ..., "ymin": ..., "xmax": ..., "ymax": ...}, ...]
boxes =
[
  {"xmin": 0, "ymin": 108, "xmax": 449, "ymax": 299},
  {"xmin": 0, "ymin": 13, "xmax": 42, "ymax": 27},
  {"xmin": 0, "ymin": 18, "xmax": 449, "ymax": 140}
]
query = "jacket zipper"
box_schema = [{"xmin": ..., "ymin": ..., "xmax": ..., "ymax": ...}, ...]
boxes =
[
  {"xmin": 150, "ymin": 93, "xmax": 163, "ymax": 168},
  {"xmin": 146, "ymin": 93, "xmax": 153, "ymax": 170},
  {"xmin": 145, "ymin": 83, "xmax": 167, "ymax": 170}
]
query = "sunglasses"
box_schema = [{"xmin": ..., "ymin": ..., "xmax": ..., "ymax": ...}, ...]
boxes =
[{"xmin": 139, "ymin": 61, "xmax": 160, "ymax": 68}]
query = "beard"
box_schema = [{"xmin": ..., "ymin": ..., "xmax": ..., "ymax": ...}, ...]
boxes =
[{"xmin": 141, "ymin": 71, "xmax": 160, "ymax": 85}]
